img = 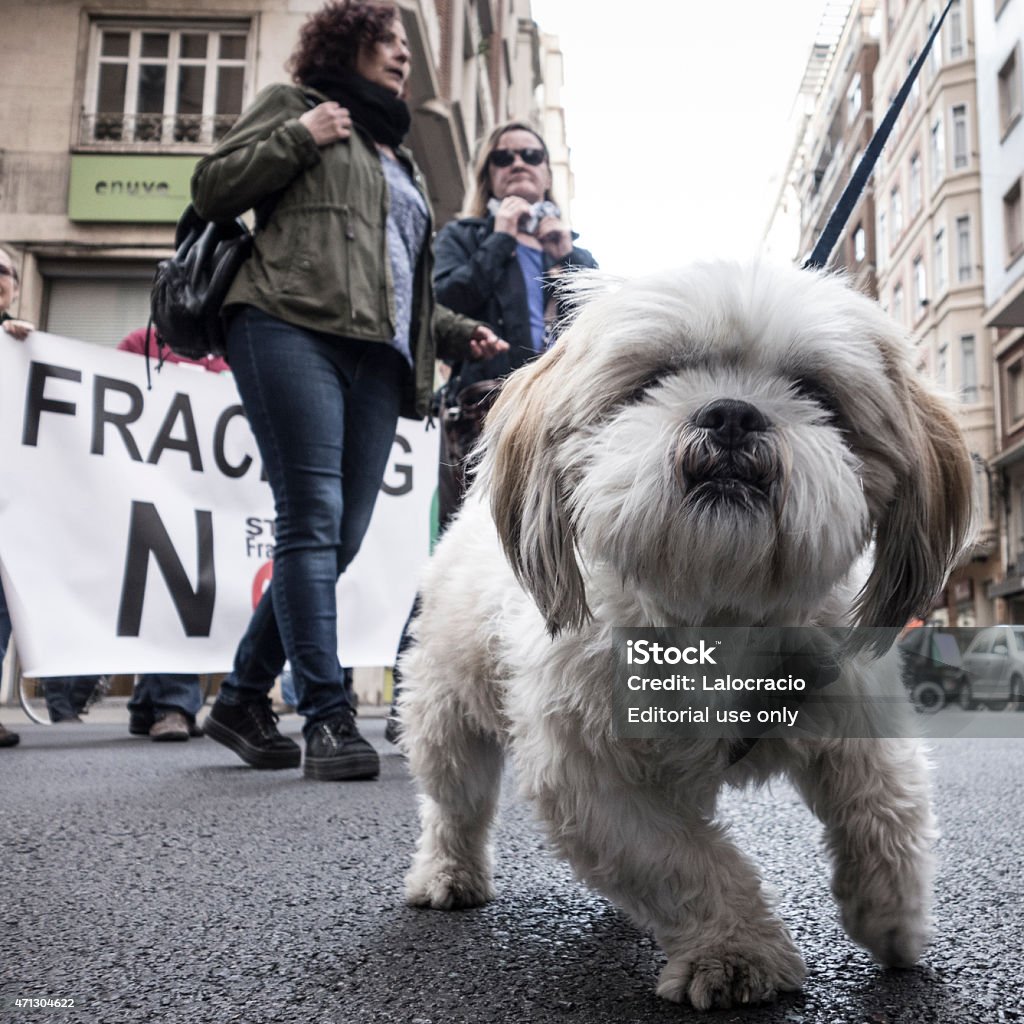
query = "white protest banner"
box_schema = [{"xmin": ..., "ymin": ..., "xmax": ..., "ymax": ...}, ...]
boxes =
[{"xmin": 0, "ymin": 331, "xmax": 438, "ymax": 675}]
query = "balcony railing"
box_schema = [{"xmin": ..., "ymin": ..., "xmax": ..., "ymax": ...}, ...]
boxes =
[{"xmin": 79, "ymin": 112, "xmax": 239, "ymax": 147}]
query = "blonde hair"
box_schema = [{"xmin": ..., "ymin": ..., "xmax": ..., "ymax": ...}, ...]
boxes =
[{"xmin": 464, "ymin": 121, "xmax": 557, "ymax": 218}]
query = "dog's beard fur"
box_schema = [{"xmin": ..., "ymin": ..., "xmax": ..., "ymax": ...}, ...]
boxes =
[{"xmin": 399, "ymin": 261, "xmax": 975, "ymax": 1010}]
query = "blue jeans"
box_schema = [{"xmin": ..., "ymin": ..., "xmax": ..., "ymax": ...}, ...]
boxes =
[
  {"xmin": 129, "ymin": 674, "xmax": 203, "ymax": 722},
  {"xmin": 220, "ymin": 307, "xmax": 407, "ymax": 730},
  {"xmin": 43, "ymin": 677, "xmax": 101, "ymax": 721}
]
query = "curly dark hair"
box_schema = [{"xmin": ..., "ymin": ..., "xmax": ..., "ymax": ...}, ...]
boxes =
[{"xmin": 288, "ymin": 1, "xmax": 400, "ymax": 83}]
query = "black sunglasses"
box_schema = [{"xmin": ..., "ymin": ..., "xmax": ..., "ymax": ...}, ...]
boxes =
[
  {"xmin": 488, "ymin": 147, "xmax": 546, "ymax": 168},
  {"xmin": 0, "ymin": 264, "xmax": 17, "ymax": 282}
]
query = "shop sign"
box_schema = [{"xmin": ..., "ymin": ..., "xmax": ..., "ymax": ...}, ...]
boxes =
[{"xmin": 68, "ymin": 155, "xmax": 197, "ymax": 222}]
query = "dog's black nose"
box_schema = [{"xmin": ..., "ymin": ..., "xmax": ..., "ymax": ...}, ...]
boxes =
[{"xmin": 693, "ymin": 399, "xmax": 769, "ymax": 448}]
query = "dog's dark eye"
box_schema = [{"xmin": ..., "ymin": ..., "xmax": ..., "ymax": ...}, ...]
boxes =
[
  {"xmin": 791, "ymin": 379, "xmax": 843, "ymax": 425},
  {"xmin": 624, "ymin": 372, "xmax": 665, "ymax": 406}
]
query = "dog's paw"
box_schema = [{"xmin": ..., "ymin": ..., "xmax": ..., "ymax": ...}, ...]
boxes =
[
  {"xmin": 839, "ymin": 900, "xmax": 931, "ymax": 968},
  {"xmin": 404, "ymin": 860, "xmax": 495, "ymax": 910},
  {"xmin": 656, "ymin": 942, "xmax": 806, "ymax": 1010}
]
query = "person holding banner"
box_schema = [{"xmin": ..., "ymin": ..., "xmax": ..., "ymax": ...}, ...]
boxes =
[
  {"xmin": 191, "ymin": 0, "xmax": 505, "ymax": 781},
  {"xmin": 2, "ymin": 244, "xmax": 107, "ymax": 731},
  {"xmin": 1, "ymin": 243, "xmax": 31, "ymax": 746},
  {"xmin": 117, "ymin": 327, "xmax": 224, "ymax": 741}
]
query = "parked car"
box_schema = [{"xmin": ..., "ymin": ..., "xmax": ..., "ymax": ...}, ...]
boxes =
[
  {"xmin": 898, "ymin": 627, "xmax": 968, "ymax": 713},
  {"xmin": 959, "ymin": 626, "xmax": 1024, "ymax": 711}
]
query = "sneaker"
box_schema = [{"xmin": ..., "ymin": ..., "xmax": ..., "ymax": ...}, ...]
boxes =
[
  {"xmin": 304, "ymin": 710, "xmax": 380, "ymax": 781},
  {"xmin": 0, "ymin": 722, "xmax": 20, "ymax": 748},
  {"xmin": 203, "ymin": 697, "xmax": 301, "ymax": 769},
  {"xmin": 150, "ymin": 711, "xmax": 190, "ymax": 742}
]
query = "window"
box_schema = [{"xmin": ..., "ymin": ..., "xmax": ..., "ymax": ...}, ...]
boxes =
[
  {"xmin": 999, "ymin": 46, "xmax": 1022, "ymax": 138},
  {"xmin": 909, "ymin": 153, "xmax": 922, "ymax": 216},
  {"xmin": 1017, "ymin": 484, "xmax": 1024, "ymax": 549},
  {"xmin": 82, "ymin": 22, "xmax": 250, "ymax": 145},
  {"xmin": 908, "ymin": 52, "xmax": 921, "ymax": 111},
  {"xmin": 934, "ymin": 227, "xmax": 948, "ymax": 294},
  {"xmin": 930, "ymin": 115, "xmax": 946, "ymax": 188},
  {"xmin": 1005, "ymin": 180, "xmax": 1023, "ymax": 265},
  {"xmin": 853, "ymin": 224, "xmax": 866, "ymax": 262},
  {"xmin": 913, "ymin": 255, "xmax": 928, "ymax": 310},
  {"xmin": 960, "ymin": 334, "xmax": 977, "ymax": 402},
  {"xmin": 848, "ymin": 72, "xmax": 862, "ymax": 119},
  {"xmin": 927, "ymin": 9, "xmax": 942, "ymax": 78},
  {"xmin": 892, "ymin": 282, "xmax": 905, "ymax": 325},
  {"xmin": 952, "ymin": 104, "xmax": 969, "ymax": 169},
  {"xmin": 936, "ymin": 342, "xmax": 948, "ymax": 388},
  {"xmin": 878, "ymin": 210, "xmax": 888, "ymax": 267},
  {"xmin": 1008, "ymin": 360, "xmax": 1024, "ymax": 423},
  {"xmin": 891, "ymin": 186, "xmax": 904, "ymax": 238},
  {"xmin": 948, "ymin": 0, "xmax": 964, "ymax": 59},
  {"xmin": 956, "ymin": 215, "xmax": 972, "ymax": 281}
]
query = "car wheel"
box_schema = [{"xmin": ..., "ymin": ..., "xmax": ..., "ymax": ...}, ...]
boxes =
[
  {"xmin": 911, "ymin": 681, "xmax": 946, "ymax": 714},
  {"xmin": 958, "ymin": 682, "xmax": 979, "ymax": 711}
]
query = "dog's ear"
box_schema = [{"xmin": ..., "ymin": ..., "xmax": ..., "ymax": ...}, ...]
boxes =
[
  {"xmin": 855, "ymin": 372, "xmax": 974, "ymax": 631},
  {"xmin": 479, "ymin": 343, "xmax": 591, "ymax": 635}
]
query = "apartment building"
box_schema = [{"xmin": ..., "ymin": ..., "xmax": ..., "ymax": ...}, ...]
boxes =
[
  {"xmin": 795, "ymin": 1, "xmax": 883, "ymax": 294},
  {"xmin": 770, "ymin": 0, "xmax": 1000, "ymax": 624},
  {"xmin": 872, "ymin": 0, "xmax": 996, "ymax": 625},
  {"xmin": 0, "ymin": 0, "xmax": 558, "ymax": 347},
  {"xmin": 976, "ymin": 0, "xmax": 1024, "ymax": 621}
]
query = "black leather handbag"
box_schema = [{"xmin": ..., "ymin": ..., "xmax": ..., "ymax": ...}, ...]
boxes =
[
  {"xmin": 149, "ymin": 97, "xmax": 314, "ymax": 361},
  {"xmin": 149, "ymin": 203, "xmax": 258, "ymax": 361}
]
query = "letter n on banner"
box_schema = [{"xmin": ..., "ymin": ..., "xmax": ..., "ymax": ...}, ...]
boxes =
[{"xmin": 117, "ymin": 500, "xmax": 216, "ymax": 637}]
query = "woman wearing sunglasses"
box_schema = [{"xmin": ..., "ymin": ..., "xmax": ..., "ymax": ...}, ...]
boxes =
[
  {"xmin": 431, "ymin": 121, "xmax": 597, "ymax": 531},
  {"xmin": 384, "ymin": 123, "xmax": 596, "ymax": 745}
]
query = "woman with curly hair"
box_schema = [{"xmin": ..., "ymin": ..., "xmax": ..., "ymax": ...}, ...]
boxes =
[{"xmin": 192, "ymin": 1, "xmax": 505, "ymax": 782}]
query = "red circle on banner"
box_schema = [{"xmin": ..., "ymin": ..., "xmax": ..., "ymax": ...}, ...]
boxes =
[{"xmin": 252, "ymin": 560, "xmax": 273, "ymax": 610}]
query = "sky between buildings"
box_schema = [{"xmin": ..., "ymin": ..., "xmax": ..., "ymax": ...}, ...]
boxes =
[{"xmin": 530, "ymin": 0, "xmax": 832, "ymax": 277}]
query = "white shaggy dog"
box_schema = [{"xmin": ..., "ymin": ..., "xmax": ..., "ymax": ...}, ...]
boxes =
[{"xmin": 399, "ymin": 262, "xmax": 973, "ymax": 1010}]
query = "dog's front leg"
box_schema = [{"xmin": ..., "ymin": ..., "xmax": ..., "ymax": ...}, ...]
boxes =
[
  {"xmin": 404, "ymin": 717, "xmax": 503, "ymax": 911},
  {"xmin": 792, "ymin": 737, "xmax": 935, "ymax": 967},
  {"xmin": 532, "ymin": 768, "xmax": 806, "ymax": 1010}
]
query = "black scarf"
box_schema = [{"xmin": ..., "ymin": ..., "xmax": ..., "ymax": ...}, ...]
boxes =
[{"xmin": 302, "ymin": 69, "xmax": 411, "ymax": 149}]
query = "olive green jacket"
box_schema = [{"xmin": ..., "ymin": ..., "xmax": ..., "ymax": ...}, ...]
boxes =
[{"xmin": 191, "ymin": 83, "xmax": 481, "ymax": 419}]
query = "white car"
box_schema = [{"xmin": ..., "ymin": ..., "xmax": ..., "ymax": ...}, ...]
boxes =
[{"xmin": 959, "ymin": 626, "xmax": 1024, "ymax": 711}]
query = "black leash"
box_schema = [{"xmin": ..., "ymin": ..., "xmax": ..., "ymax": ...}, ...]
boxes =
[{"xmin": 803, "ymin": 0, "xmax": 956, "ymax": 271}]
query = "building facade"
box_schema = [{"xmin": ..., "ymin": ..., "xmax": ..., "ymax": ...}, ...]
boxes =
[
  {"xmin": 772, "ymin": 0, "xmax": 1001, "ymax": 626},
  {"xmin": 0, "ymin": 0, "xmax": 563, "ymax": 348},
  {"xmin": 873, "ymin": 0, "xmax": 996, "ymax": 626},
  {"xmin": 795, "ymin": 1, "xmax": 882, "ymax": 295},
  {"xmin": 976, "ymin": 0, "xmax": 1024, "ymax": 621}
]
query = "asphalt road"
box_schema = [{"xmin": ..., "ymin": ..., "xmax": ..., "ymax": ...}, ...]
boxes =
[{"xmin": 1, "ymin": 704, "xmax": 1022, "ymax": 1024}]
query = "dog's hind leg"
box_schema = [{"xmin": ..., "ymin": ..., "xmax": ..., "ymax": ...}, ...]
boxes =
[
  {"xmin": 792, "ymin": 737, "xmax": 935, "ymax": 968},
  {"xmin": 403, "ymin": 696, "xmax": 503, "ymax": 911},
  {"xmin": 532, "ymin": 764, "xmax": 806, "ymax": 1009}
]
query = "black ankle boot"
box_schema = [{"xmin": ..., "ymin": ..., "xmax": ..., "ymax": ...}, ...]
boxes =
[{"xmin": 204, "ymin": 697, "xmax": 301, "ymax": 769}]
